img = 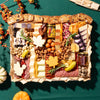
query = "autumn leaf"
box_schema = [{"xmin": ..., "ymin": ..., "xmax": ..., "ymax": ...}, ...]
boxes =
[
  {"xmin": 46, "ymin": 56, "xmax": 58, "ymax": 68},
  {"xmin": 33, "ymin": 35, "xmax": 45, "ymax": 47}
]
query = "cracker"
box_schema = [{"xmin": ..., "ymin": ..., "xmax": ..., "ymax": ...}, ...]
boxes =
[
  {"xmin": 48, "ymin": 16, "xmax": 59, "ymax": 24},
  {"xmin": 7, "ymin": 14, "xmax": 24, "ymax": 25},
  {"xmin": 77, "ymin": 13, "xmax": 93, "ymax": 24},
  {"xmin": 59, "ymin": 15, "xmax": 72, "ymax": 23},
  {"xmin": 23, "ymin": 14, "xmax": 34, "ymax": 22},
  {"xmin": 71, "ymin": 14, "xmax": 79, "ymax": 23},
  {"xmin": 34, "ymin": 15, "xmax": 43, "ymax": 23},
  {"xmin": 7, "ymin": 13, "xmax": 93, "ymax": 25},
  {"xmin": 42, "ymin": 15, "xmax": 50, "ymax": 23}
]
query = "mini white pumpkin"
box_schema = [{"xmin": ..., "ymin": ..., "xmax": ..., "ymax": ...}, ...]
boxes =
[{"xmin": 0, "ymin": 66, "xmax": 7, "ymax": 84}]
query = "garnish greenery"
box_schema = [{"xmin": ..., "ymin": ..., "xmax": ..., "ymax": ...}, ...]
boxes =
[
  {"xmin": 21, "ymin": 30, "xmax": 32, "ymax": 42},
  {"xmin": 48, "ymin": 64, "xmax": 66, "ymax": 74},
  {"xmin": 65, "ymin": 33, "xmax": 77, "ymax": 46}
]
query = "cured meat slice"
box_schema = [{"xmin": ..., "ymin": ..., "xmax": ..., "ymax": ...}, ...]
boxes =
[
  {"xmin": 14, "ymin": 56, "xmax": 30, "ymax": 79},
  {"xmin": 23, "ymin": 58, "xmax": 30, "ymax": 79},
  {"xmin": 54, "ymin": 68, "xmax": 79, "ymax": 77}
]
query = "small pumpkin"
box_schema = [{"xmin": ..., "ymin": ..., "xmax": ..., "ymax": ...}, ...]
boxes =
[
  {"xmin": 13, "ymin": 91, "xmax": 30, "ymax": 100},
  {"xmin": 0, "ymin": 66, "xmax": 7, "ymax": 84}
]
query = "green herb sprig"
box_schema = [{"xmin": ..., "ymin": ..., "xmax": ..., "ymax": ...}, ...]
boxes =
[
  {"xmin": 48, "ymin": 64, "xmax": 66, "ymax": 74},
  {"xmin": 66, "ymin": 33, "xmax": 77, "ymax": 46},
  {"xmin": 21, "ymin": 30, "xmax": 32, "ymax": 42}
]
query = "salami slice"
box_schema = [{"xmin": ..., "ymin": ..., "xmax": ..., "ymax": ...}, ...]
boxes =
[{"xmin": 54, "ymin": 68, "xmax": 79, "ymax": 77}]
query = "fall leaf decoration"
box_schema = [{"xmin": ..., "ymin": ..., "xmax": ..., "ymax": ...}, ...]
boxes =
[
  {"xmin": 14, "ymin": 62, "xmax": 26, "ymax": 76},
  {"xmin": 46, "ymin": 56, "xmax": 58, "ymax": 68},
  {"xmin": 33, "ymin": 35, "xmax": 46, "ymax": 47}
]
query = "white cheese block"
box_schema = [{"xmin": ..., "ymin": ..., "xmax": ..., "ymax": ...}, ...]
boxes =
[
  {"xmin": 79, "ymin": 24, "xmax": 92, "ymax": 36},
  {"xmin": 29, "ymin": 47, "xmax": 35, "ymax": 78},
  {"xmin": 37, "ymin": 59, "xmax": 45, "ymax": 65},
  {"xmin": 38, "ymin": 65, "xmax": 45, "ymax": 71},
  {"xmin": 16, "ymin": 23, "xmax": 22, "ymax": 28},
  {"xmin": 56, "ymin": 24, "xmax": 61, "ymax": 29},
  {"xmin": 82, "ymin": 34, "xmax": 87, "ymax": 40},
  {"xmin": 33, "ymin": 31, "xmax": 39, "ymax": 34},
  {"xmin": 88, "ymin": 25, "xmax": 92, "ymax": 35},
  {"xmin": 29, "ymin": 68, "xmax": 34, "ymax": 73},
  {"xmin": 80, "ymin": 30, "xmax": 87, "ymax": 36},
  {"xmin": 79, "ymin": 24, "xmax": 87, "ymax": 32},
  {"xmin": 37, "ymin": 72, "xmax": 45, "ymax": 78},
  {"xmin": 30, "ymin": 61, "xmax": 35, "ymax": 66},
  {"xmin": 30, "ymin": 55, "xmax": 35, "ymax": 59}
]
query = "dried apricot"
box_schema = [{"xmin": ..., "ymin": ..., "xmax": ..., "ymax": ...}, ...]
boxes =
[
  {"xmin": 51, "ymin": 47, "xmax": 55, "ymax": 51},
  {"xmin": 47, "ymin": 39, "xmax": 52, "ymax": 44},
  {"xmin": 46, "ymin": 43, "xmax": 50, "ymax": 48},
  {"xmin": 51, "ymin": 42, "xmax": 55, "ymax": 47},
  {"xmin": 47, "ymin": 48, "xmax": 51, "ymax": 52}
]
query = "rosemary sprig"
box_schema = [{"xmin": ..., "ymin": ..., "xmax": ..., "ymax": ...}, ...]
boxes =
[
  {"xmin": 66, "ymin": 33, "xmax": 77, "ymax": 46},
  {"xmin": 48, "ymin": 64, "xmax": 66, "ymax": 74},
  {"xmin": 21, "ymin": 30, "xmax": 32, "ymax": 42}
]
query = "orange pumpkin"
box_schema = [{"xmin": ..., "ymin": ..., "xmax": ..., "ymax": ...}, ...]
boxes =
[{"xmin": 13, "ymin": 91, "xmax": 30, "ymax": 100}]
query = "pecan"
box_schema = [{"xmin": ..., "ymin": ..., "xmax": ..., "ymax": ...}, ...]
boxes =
[{"xmin": 39, "ymin": 28, "xmax": 44, "ymax": 36}]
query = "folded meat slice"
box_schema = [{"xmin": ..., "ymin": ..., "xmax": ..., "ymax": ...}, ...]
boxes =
[
  {"xmin": 23, "ymin": 58, "xmax": 30, "ymax": 79},
  {"xmin": 54, "ymin": 68, "xmax": 79, "ymax": 77},
  {"xmin": 14, "ymin": 56, "xmax": 30, "ymax": 79}
]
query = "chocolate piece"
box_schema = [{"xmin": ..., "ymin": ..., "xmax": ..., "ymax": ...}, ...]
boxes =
[{"xmin": 78, "ymin": 54, "xmax": 87, "ymax": 66}]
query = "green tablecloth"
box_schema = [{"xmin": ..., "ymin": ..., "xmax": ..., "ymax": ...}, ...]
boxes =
[{"xmin": 0, "ymin": 0, "xmax": 100, "ymax": 100}]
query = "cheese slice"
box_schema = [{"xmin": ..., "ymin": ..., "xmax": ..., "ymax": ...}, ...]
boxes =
[
  {"xmin": 37, "ymin": 59, "xmax": 45, "ymax": 65},
  {"xmin": 88, "ymin": 24, "xmax": 92, "ymax": 35},
  {"xmin": 37, "ymin": 72, "xmax": 45, "ymax": 78},
  {"xmin": 38, "ymin": 65, "xmax": 45, "ymax": 71},
  {"xmin": 79, "ymin": 24, "xmax": 87, "ymax": 32},
  {"xmin": 33, "ymin": 31, "xmax": 39, "ymax": 35}
]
